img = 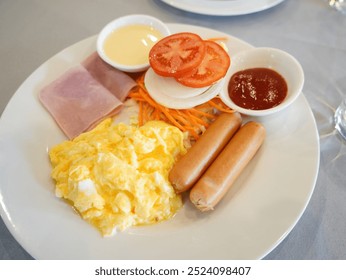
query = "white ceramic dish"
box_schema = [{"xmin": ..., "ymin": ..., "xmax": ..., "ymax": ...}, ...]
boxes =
[
  {"xmin": 219, "ymin": 47, "xmax": 304, "ymax": 117},
  {"xmin": 0, "ymin": 24, "xmax": 319, "ymax": 260},
  {"xmin": 97, "ymin": 14, "xmax": 170, "ymax": 72},
  {"xmin": 159, "ymin": 0, "xmax": 286, "ymax": 16}
]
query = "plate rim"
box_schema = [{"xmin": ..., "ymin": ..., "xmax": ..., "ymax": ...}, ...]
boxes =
[{"xmin": 159, "ymin": 0, "xmax": 286, "ymax": 16}]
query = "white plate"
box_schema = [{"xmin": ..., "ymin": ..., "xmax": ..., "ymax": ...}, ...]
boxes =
[
  {"xmin": 0, "ymin": 24, "xmax": 319, "ymax": 260},
  {"xmin": 159, "ymin": 0, "xmax": 286, "ymax": 16}
]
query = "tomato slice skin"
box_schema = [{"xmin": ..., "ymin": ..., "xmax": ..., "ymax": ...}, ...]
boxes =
[
  {"xmin": 149, "ymin": 32, "xmax": 206, "ymax": 77},
  {"xmin": 175, "ymin": 40, "xmax": 230, "ymax": 88}
]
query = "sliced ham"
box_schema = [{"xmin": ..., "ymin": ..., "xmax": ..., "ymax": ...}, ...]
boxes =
[
  {"xmin": 82, "ymin": 52, "xmax": 137, "ymax": 102},
  {"xmin": 39, "ymin": 65, "xmax": 123, "ymax": 139}
]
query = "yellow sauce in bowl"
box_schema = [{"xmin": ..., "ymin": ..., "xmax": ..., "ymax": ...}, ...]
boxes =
[{"xmin": 103, "ymin": 24, "xmax": 163, "ymax": 66}]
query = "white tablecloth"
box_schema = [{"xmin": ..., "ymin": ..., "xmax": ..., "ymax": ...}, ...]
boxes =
[{"xmin": 1, "ymin": 0, "xmax": 346, "ymax": 259}]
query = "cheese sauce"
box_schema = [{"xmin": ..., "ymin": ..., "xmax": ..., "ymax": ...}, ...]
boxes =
[
  {"xmin": 228, "ymin": 68, "xmax": 287, "ymax": 110},
  {"xmin": 103, "ymin": 24, "xmax": 163, "ymax": 66}
]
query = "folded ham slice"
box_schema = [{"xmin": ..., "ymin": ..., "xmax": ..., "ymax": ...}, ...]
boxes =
[
  {"xmin": 82, "ymin": 52, "xmax": 137, "ymax": 102},
  {"xmin": 39, "ymin": 51, "xmax": 138, "ymax": 139},
  {"xmin": 39, "ymin": 65, "xmax": 124, "ymax": 139}
]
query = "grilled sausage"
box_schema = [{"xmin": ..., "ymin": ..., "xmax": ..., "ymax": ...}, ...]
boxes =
[
  {"xmin": 190, "ymin": 121, "xmax": 265, "ymax": 211},
  {"xmin": 169, "ymin": 112, "xmax": 242, "ymax": 193}
]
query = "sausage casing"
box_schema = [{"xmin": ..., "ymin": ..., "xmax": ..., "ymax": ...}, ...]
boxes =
[
  {"xmin": 190, "ymin": 121, "xmax": 265, "ymax": 211},
  {"xmin": 169, "ymin": 112, "xmax": 242, "ymax": 193}
]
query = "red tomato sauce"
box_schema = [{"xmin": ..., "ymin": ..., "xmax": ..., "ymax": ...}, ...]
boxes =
[{"xmin": 228, "ymin": 68, "xmax": 287, "ymax": 110}]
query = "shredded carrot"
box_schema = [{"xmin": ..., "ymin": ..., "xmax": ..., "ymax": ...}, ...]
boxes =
[
  {"xmin": 138, "ymin": 101, "xmax": 143, "ymax": 126},
  {"xmin": 128, "ymin": 74, "xmax": 235, "ymax": 141},
  {"xmin": 207, "ymin": 99, "xmax": 235, "ymax": 113},
  {"xmin": 186, "ymin": 111, "xmax": 210, "ymax": 128},
  {"xmin": 188, "ymin": 107, "xmax": 216, "ymax": 119},
  {"xmin": 207, "ymin": 37, "xmax": 228, "ymax": 42}
]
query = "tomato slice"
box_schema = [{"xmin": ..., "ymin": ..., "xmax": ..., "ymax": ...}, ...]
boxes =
[
  {"xmin": 149, "ymin": 32, "xmax": 206, "ymax": 77},
  {"xmin": 175, "ymin": 40, "xmax": 230, "ymax": 88}
]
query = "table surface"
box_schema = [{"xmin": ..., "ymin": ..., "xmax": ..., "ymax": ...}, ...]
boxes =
[{"xmin": 1, "ymin": 0, "xmax": 346, "ymax": 260}]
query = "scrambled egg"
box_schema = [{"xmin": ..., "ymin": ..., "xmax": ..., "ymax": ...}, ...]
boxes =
[{"xmin": 49, "ymin": 119, "xmax": 186, "ymax": 236}]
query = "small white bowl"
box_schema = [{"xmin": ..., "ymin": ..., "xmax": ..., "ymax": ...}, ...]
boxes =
[
  {"xmin": 219, "ymin": 47, "xmax": 304, "ymax": 117},
  {"xmin": 97, "ymin": 14, "xmax": 170, "ymax": 73}
]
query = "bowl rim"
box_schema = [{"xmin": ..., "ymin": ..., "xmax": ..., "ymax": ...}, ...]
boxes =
[
  {"xmin": 219, "ymin": 47, "xmax": 305, "ymax": 116},
  {"xmin": 96, "ymin": 14, "xmax": 170, "ymax": 73}
]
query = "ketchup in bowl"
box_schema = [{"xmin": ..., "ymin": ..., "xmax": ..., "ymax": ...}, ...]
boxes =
[
  {"xmin": 228, "ymin": 67, "xmax": 287, "ymax": 110},
  {"xmin": 219, "ymin": 48, "xmax": 304, "ymax": 117}
]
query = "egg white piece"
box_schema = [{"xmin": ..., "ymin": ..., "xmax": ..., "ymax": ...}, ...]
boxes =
[
  {"xmin": 144, "ymin": 67, "xmax": 225, "ymax": 109},
  {"xmin": 147, "ymin": 69, "xmax": 209, "ymax": 99}
]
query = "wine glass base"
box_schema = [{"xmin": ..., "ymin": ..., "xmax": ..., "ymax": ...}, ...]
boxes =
[
  {"xmin": 329, "ymin": 0, "xmax": 346, "ymax": 14},
  {"xmin": 334, "ymin": 102, "xmax": 346, "ymax": 140}
]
